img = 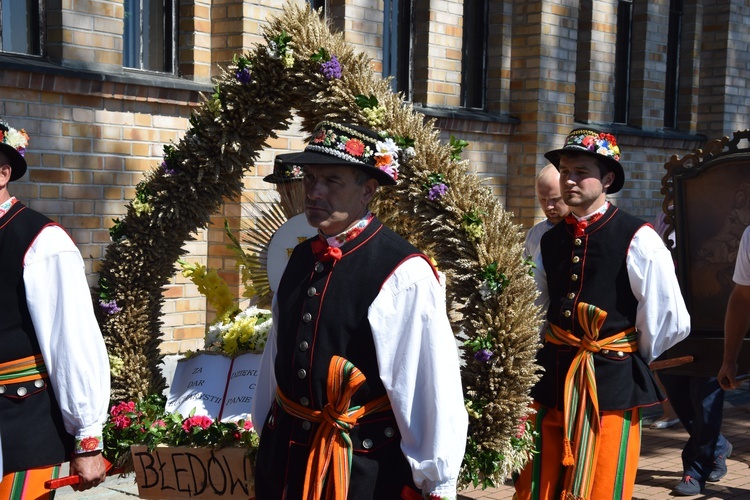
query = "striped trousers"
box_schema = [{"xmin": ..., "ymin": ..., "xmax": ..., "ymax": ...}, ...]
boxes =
[
  {"xmin": 514, "ymin": 402, "xmax": 642, "ymax": 500},
  {"xmin": 0, "ymin": 466, "xmax": 59, "ymax": 500}
]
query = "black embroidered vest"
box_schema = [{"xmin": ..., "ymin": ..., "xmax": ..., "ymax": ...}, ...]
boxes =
[
  {"xmin": 254, "ymin": 217, "xmax": 429, "ymax": 499},
  {"xmin": 0, "ymin": 202, "xmax": 75, "ymax": 471},
  {"xmin": 532, "ymin": 204, "xmax": 663, "ymax": 411}
]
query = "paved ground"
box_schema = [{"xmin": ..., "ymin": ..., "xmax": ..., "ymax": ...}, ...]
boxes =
[{"xmin": 54, "ymin": 385, "xmax": 750, "ymax": 499}]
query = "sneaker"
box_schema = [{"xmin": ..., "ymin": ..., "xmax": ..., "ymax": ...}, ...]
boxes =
[
  {"xmin": 707, "ymin": 442, "xmax": 732, "ymax": 482},
  {"xmin": 673, "ymin": 475, "xmax": 704, "ymax": 496}
]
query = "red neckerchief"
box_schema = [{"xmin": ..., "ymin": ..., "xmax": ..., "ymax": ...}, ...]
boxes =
[
  {"xmin": 310, "ymin": 238, "xmax": 342, "ymax": 262},
  {"xmin": 565, "ymin": 204, "xmax": 608, "ymax": 237}
]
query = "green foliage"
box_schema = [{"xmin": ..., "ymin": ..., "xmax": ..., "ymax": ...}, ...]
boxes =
[{"xmin": 449, "ymin": 135, "xmax": 470, "ymax": 160}]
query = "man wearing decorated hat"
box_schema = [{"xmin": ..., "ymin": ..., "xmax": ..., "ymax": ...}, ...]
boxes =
[
  {"xmin": 0, "ymin": 120, "xmax": 110, "ymax": 497},
  {"xmin": 514, "ymin": 128, "xmax": 690, "ymax": 499},
  {"xmin": 252, "ymin": 121, "xmax": 468, "ymax": 499}
]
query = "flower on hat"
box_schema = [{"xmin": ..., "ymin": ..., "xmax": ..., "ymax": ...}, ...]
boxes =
[
  {"xmin": 566, "ymin": 129, "xmax": 620, "ymax": 162},
  {"xmin": 374, "ymin": 137, "xmax": 400, "ymax": 181},
  {"xmin": 0, "ymin": 120, "xmax": 30, "ymax": 157}
]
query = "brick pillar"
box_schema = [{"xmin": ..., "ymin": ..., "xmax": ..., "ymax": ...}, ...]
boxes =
[
  {"xmin": 507, "ymin": 0, "xmax": 579, "ymax": 229},
  {"xmin": 46, "ymin": 0, "xmax": 123, "ymax": 71},
  {"xmin": 629, "ymin": 0, "xmax": 669, "ymax": 129}
]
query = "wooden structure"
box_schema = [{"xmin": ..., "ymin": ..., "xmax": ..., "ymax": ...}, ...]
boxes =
[{"xmin": 658, "ymin": 130, "xmax": 750, "ymax": 376}]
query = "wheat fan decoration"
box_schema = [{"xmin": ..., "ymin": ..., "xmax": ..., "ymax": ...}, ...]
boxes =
[{"xmin": 96, "ymin": 2, "xmax": 542, "ymax": 487}]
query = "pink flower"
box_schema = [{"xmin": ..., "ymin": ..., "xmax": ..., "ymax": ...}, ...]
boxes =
[
  {"xmin": 243, "ymin": 420, "xmax": 254, "ymax": 431},
  {"xmin": 152, "ymin": 419, "xmax": 166, "ymax": 428},
  {"xmin": 110, "ymin": 401, "xmax": 136, "ymax": 417},
  {"xmin": 112, "ymin": 414, "xmax": 132, "ymax": 430},
  {"xmin": 182, "ymin": 415, "xmax": 213, "ymax": 433}
]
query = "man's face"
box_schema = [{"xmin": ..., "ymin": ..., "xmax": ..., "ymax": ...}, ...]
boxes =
[
  {"xmin": 302, "ymin": 165, "xmax": 377, "ymax": 236},
  {"xmin": 536, "ymin": 178, "xmax": 568, "ymax": 224},
  {"xmin": 558, "ymin": 154, "xmax": 613, "ymax": 211}
]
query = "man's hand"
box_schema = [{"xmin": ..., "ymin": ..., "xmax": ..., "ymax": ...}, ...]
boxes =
[
  {"xmin": 718, "ymin": 360, "xmax": 740, "ymax": 390},
  {"xmin": 69, "ymin": 451, "xmax": 107, "ymax": 491}
]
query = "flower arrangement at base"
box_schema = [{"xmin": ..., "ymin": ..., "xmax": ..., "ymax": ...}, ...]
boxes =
[{"xmin": 103, "ymin": 394, "xmax": 258, "ymax": 470}]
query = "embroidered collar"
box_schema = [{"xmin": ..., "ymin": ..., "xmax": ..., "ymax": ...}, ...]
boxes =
[
  {"xmin": 319, "ymin": 212, "xmax": 374, "ymax": 248},
  {"xmin": 0, "ymin": 197, "xmax": 17, "ymax": 218}
]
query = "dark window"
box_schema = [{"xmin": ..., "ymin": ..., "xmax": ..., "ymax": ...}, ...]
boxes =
[
  {"xmin": 383, "ymin": 0, "xmax": 413, "ymax": 100},
  {"xmin": 123, "ymin": 0, "xmax": 177, "ymax": 73},
  {"xmin": 461, "ymin": 0, "xmax": 488, "ymax": 109},
  {"xmin": 309, "ymin": 0, "xmax": 326, "ymax": 16},
  {"xmin": 614, "ymin": 0, "xmax": 633, "ymax": 124},
  {"xmin": 664, "ymin": 0, "xmax": 683, "ymax": 129},
  {"xmin": 0, "ymin": 0, "xmax": 42, "ymax": 56}
]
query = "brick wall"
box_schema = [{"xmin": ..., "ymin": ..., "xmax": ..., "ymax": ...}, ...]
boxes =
[{"xmin": 2, "ymin": 0, "xmax": 749, "ymax": 354}]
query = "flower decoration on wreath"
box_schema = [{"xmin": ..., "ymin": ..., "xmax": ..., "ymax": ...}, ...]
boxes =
[{"xmin": 95, "ymin": 2, "xmax": 542, "ymax": 489}]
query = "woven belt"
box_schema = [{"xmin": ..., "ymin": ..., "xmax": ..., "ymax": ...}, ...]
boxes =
[
  {"xmin": 0, "ymin": 354, "xmax": 48, "ymax": 384},
  {"xmin": 275, "ymin": 356, "xmax": 392, "ymax": 500},
  {"xmin": 546, "ymin": 302, "xmax": 637, "ymax": 499}
]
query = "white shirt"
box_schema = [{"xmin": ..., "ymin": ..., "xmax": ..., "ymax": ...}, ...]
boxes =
[
  {"xmin": 533, "ymin": 224, "xmax": 691, "ymax": 363},
  {"xmin": 733, "ymin": 226, "xmax": 750, "ymax": 285},
  {"xmin": 252, "ymin": 256, "xmax": 468, "ymax": 497},
  {"xmin": 23, "ymin": 225, "xmax": 111, "ymax": 446},
  {"xmin": 523, "ymin": 219, "xmax": 555, "ymax": 260}
]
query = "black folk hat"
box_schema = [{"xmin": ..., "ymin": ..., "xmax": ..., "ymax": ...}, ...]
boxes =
[
  {"xmin": 274, "ymin": 121, "xmax": 399, "ymax": 186},
  {"xmin": 263, "ymin": 159, "xmax": 304, "ymax": 184},
  {"xmin": 544, "ymin": 128, "xmax": 624, "ymax": 194}
]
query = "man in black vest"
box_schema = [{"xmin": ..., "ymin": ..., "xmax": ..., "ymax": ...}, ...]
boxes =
[
  {"xmin": 514, "ymin": 128, "xmax": 691, "ymax": 500},
  {"xmin": 0, "ymin": 120, "xmax": 110, "ymax": 497},
  {"xmin": 251, "ymin": 121, "xmax": 468, "ymax": 499}
]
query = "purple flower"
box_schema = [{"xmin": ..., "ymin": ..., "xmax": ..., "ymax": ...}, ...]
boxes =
[
  {"xmin": 161, "ymin": 161, "xmax": 177, "ymax": 176},
  {"xmin": 320, "ymin": 55, "xmax": 342, "ymax": 80},
  {"xmin": 236, "ymin": 68, "xmax": 252, "ymax": 84},
  {"xmin": 100, "ymin": 299, "xmax": 122, "ymax": 315},
  {"xmin": 474, "ymin": 349, "xmax": 493, "ymax": 362},
  {"xmin": 428, "ymin": 183, "xmax": 448, "ymax": 201}
]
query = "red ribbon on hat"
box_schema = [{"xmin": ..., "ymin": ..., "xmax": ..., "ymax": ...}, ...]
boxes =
[{"xmin": 311, "ymin": 238, "xmax": 342, "ymax": 262}]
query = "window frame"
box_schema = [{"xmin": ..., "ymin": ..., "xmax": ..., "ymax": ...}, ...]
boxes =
[
  {"xmin": 383, "ymin": 0, "xmax": 414, "ymax": 101},
  {"xmin": 460, "ymin": 0, "xmax": 489, "ymax": 110},
  {"xmin": 614, "ymin": 0, "xmax": 634, "ymax": 125},
  {"xmin": 0, "ymin": 0, "xmax": 45, "ymax": 57},
  {"xmin": 123, "ymin": 0, "xmax": 178, "ymax": 74}
]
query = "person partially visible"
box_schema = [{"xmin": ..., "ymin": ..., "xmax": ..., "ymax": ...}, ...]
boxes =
[
  {"xmin": 651, "ymin": 210, "xmax": 732, "ymax": 495},
  {"xmin": 0, "ymin": 120, "xmax": 111, "ymax": 498},
  {"xmin": 522, "ymin": 164, "xmax": 570, "ymax": 260},
  {"xmin": 263, "ymin": 158, "xmax": 306, "ymax": 218},
  {"xmin": 514, "ymin": 128, "xmax": 690, "ymax": 500},
  {"xmin": 719, "ymin": 224, "xmax": 750, "ymax": 389},
  {"xmin": 251, "ymin": 121, "xmax": 468, "ymax": 499}
]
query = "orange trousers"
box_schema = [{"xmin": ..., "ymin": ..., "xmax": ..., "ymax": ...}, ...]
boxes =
[
  {"xmin": 0, "ymin": 466, "xmax": 59, "ymax": 500},
  {"xmin": 514, "ymin": 402, "xmax": 642, "ymax": 500}
]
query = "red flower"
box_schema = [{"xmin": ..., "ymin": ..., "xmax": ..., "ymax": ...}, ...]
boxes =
[
  {"xmin": 312, "ymin": 128, "xmax": 327, "ymax": 143},
  {"xmin": 181, "ymin": 415, "xmax": 213, "ymax": 433},
  {"xmin": 344, "ymin": 138, "xmax": 365, "ymax": 157},
  {"xmin": 80, "ymin": 437, "xmax": 100, "ymax": 451}
]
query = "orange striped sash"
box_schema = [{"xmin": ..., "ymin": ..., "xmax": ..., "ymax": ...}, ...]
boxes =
[
  {"xmin": 546, "ymin": 302, "xmax": 637, "ymax": 499},
  {"xmin": 0, "ymin": 354, "xmax": 48, "ymax": 384},
  {"xmin": 275, "ymin": 356, "xmax": 392, "ymax": 500}
]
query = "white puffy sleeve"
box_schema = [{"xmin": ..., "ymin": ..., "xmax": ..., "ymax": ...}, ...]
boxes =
[
  {"xmin": 627, "ymin": 225, "xmax": 691, "ymax": 362},
  {"xmin": 368, "ymin": 256, "xmax": 468, "ymax": 499},
  {"xmin": 23, "ymin": 225, "xmax": 110, "ymax": 452}
]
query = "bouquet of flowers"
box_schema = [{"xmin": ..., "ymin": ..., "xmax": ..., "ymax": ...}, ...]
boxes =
[
  {"xmin": 103, "ymin": 394, "xmax": 258, "ymax": 469},
  {"xmin": 179, "ymin": 259, "xmax": 272, "ymax": 356}
]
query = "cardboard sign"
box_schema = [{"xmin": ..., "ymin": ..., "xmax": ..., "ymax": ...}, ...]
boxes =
[
  {"xmin": 131, "ymin": 445, "xmax": 254, "ymax": 499},
  {"xmin": 166, "ymin": 352, "xmax": 262, "ymax": 422}
]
